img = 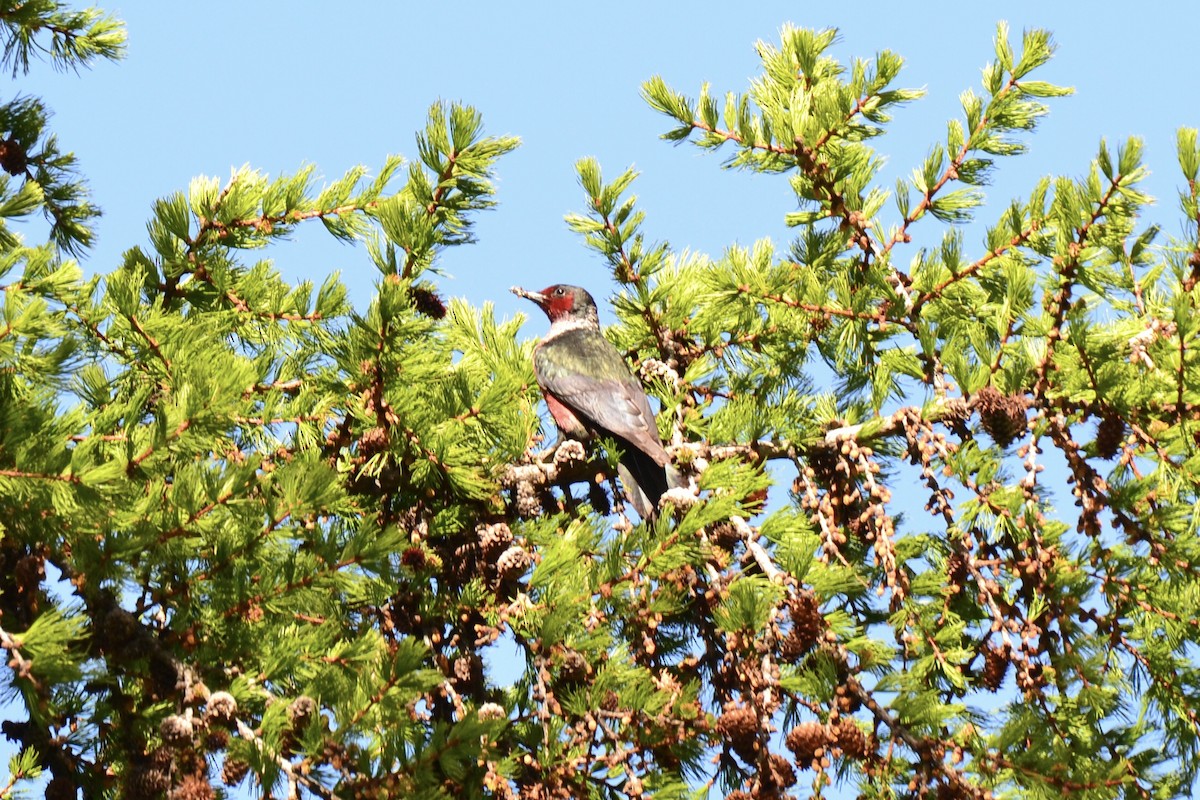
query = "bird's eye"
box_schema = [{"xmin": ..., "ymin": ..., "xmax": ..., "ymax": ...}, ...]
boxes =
[{"xmin": 553, "ymin": 287, "xmax": 566, "ymax": 297}]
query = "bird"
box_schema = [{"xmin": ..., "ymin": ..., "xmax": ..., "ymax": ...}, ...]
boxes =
[{"xmin": 512, "ymin": 284, "xmax": 675, "ymax": 518}]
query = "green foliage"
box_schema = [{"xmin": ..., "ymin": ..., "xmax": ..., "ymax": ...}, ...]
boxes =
[
  {"xmin": 0, "ymin": 0, "xmax": 124, "ymax": 76},
  {"xmin": 0, "ymin": 4, "xmax": 124, "ymax": 255},
  {"xmin": 2, "ymin": 9, "xmax": 1200, "ymax": 800}
]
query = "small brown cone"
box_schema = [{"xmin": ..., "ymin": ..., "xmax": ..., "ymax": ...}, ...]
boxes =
[
  {"xmin": 785, "ymin": 721, "xmax": 829, "ymax": 766},
  {"xmin": 975, "ymin": 387, "xmax": 1027, "ymax": 448},
  {"xmin": 981, "ymin": 643, "xmax": 1010, "ymax": 692},
  {"xmin": 780, "ymin": 590, "xmax": 822, "ymax": 660},
  {"xmin": 716, "ymin": 706, "xmax": 759, "ymax": 761},
  {"xmin": 1094, "ymin": 413, "xmax": 1125, "ymax": 460},
  {"xmin": 0, "ymin": 138, "xmax": 27, "ymax": 176},
  {"xmin": 766, "ymin": 753, "xmax": 796, "ymax": 788},
  {"xmin": 221, "ymin": 758, "xmax": 250, "ymax": 787},
  {"xmin": 496, "ymin": 545, "xmax": 532, "ymax": 581},
  {"xmin": 124, "ymin": 763, "xmax": 170, "ymax": 800},
  {"xmin": 831, "ymin": 717, "xmax": 868, "ymax": 760},
  {"xmin": 170, "ymin": 774, "xmax": 215, "ymax": 800},
  {"xmin": 408, "ymin": 285, "xmax": 447, "ymax": 319}
]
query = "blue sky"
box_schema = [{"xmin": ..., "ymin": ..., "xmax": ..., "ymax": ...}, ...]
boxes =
[
  {"xmin": 17, "ymin": 3, "xmax": 1200, "ymax": 320},
  {"xmin": 5, "ymin": 1, "xmax": 1199, "ymax": 796}
]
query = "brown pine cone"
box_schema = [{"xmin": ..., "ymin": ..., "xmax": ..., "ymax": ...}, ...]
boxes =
[
  {"xmin": 780, "ymin": 590, "xmax": 823, "ymax": 660},
  {"xmin": 220, "ymin": 758, "xmax": 251, "ymax": 787},
  {"xmin": 716, "ymin": 706, "xmax": 759, "ymax": 761},
  {"xmin": 1094, "ymin": 412, "xmax": 1126, "ymax": 459},
  {"xmin": 785, "ymin": 721, "xmax": 830, "ymax": 765},
  {"xmin": 975, "ymin": 387, "xmax": 1027, "ymax": 448},
  {"xmin": 831, "ymin": 717, "xmax": 868, "ymax": 759},
  {"xmin": 980, "ymin": 643, "xmax": 1010, "ymax": 692}
]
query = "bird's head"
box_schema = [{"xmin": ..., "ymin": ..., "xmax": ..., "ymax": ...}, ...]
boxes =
[{"xmin": 511, "ymin": 284, "xmax": 599, "ymax": 326}]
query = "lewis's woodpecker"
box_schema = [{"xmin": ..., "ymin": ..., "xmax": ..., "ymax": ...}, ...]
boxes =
[{"xmin": 512, "ymin": 284, "xmax": 673, "ymax": 518}]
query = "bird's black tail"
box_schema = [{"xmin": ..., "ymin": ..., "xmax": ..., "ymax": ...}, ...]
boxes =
[{"xmin": 616, "ymin": 445, "xmax": 673, "ymax": 519}]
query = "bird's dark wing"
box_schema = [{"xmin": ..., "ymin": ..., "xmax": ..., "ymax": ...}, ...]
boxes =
[
  {"xmin": 534, "ymin": 331, "xmax": 669, "ymax": 466},
  {"xmin": 542, "ymin": 373, "xmax": 669, "ymax": 466}
]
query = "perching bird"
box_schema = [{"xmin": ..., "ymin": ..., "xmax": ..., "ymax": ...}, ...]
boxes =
[{"xmin": 512, "ymin": 284, "xmax": 674, "ymax": 518}]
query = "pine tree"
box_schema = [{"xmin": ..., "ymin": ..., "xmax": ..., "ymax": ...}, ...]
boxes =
[{"xmin": 2, "ymin": 6, "xmax": 1199, "ymax": 800}]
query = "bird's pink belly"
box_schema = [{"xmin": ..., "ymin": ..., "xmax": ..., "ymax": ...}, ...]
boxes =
[{"xmin": 544, "ymin": 392, "xmax": 590, "ymax": 439}]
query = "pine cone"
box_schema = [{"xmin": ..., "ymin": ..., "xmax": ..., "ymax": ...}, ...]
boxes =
[
  {"xmin": 555, "ymin": 648, "xmax": 589, "ymax": 686},
  {"xmin": 170, "ymin": 774, "xmax": 215, "ymax": 800},
  {"xmin": 478, "ymin": 702, "xmax": 506, "ymax": 721},
  {"xmin": 124, "ymin": 762, "xmax": 171, "ymax": 799},
  {"xmin": 408, "ymin": 285, "xmax": 447, "ymax": 319},
  {"xmin": 553, "ymin": 439, "xmax": 586, "ymax": 464},
  {"xmin": 0, "ymin": 138, "xmax": 27, "ymax": 176},
  {"xmin": 939, "ymin": 396, "xmax": 971, "ymax": 435},
  {"xmin": 288, "ymin": 695, "xmax": 318, "ymax": 728},
  {"xmin": 496, "ymin": 545, "xmax": 532, "ymax": 581},
  {"xmin": 400, "ymin": 546, "xmax": 428, "ymax": 570},
  {"xmin": 766, "ymin": 753, "xmax": 796, "ymax": 788},
  {"xmin": 716, "ymin": 706, "xmax": 759, "ymax": 761},
  {"xmin": 974, "ymin": 386, "xmax": 1027, "ymax": 448},
  {"xmin": 358, "ymin": 426, "xmax": 390, "ymax": 456},
  {"xmin": 44, "ymin": 775, "xmax": 76, "ymax": 800},
  {"xmin": 477, "ymin": 522, "xmax": 513, "ymax": 557},
  {"xmin": 834, "ymin": 684, "xmax": 862, "ymax": 714},
  {"xmin": 784, "ymin": 721, "xmax": 829, "ymax": 765},
  {"xmin": 1094, "ymin": 413, "xmax": 1125, "ymax": 459},
  {"xmin": 514, "ymin": 481, "xmax": 542, "ymax": 518},
  {"xmin": 452, "ymin": 654, "xmax": 484, "ymax": 694},
  {"xmin": 204, "ymin": 691, "xmax": 237, "ymax": 725},
  {"xmin": 159, "ymin": 714, "xmax": 194, "ymax": 748},
  {"xmin": 221, "ymin": 758, "xmax": 250, "ymax": 787},
  {"xmin": 780, "ymin": 591, "xmax": 822, "ymax": 660},
  {"xmin": 831, "ymin": 717, "xmax": 868, "ymax": 760},
  {"xmin": 709, "ymin": 521, "xmax": 740, "ymax": 551},
  {"xmin": 981, "ymin": 644, "xmax": 1009, "ymax": 692},
  {"xmin": 203, "ymin": 728, "xmax": 230, "ymax": 751}
]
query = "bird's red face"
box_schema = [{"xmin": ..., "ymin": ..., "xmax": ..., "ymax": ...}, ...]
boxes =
[{"xmin": 511, "ymin": 284, "xmax": 582, "ymax": 322}]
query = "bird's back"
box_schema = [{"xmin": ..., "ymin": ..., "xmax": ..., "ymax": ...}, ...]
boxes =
[{"xmin": 533, "ymin": 327, "xmax": 667, "ymax": 466}]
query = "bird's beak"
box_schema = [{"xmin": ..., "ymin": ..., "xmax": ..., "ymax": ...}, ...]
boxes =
[{"xmin": 511, "ymin": 286, "xmax": 547, "ymax": 304}]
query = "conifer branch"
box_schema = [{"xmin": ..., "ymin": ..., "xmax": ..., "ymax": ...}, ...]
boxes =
[
  {"xmin": 1033, "ymin": 169, "xmax": 1126, "ymax": 399},
  {"xmin": 885, "ymin": 76, "xmax": 1023, "ymax": 257},
  {"xmin": 752, "ymin": 285, "xmax": 893, "ymax": 324},
  {"xmin": 244, "ymin": 378, "xmax": 305, "ymax": 397},
  {"xmin": 0, "ymin": 622, "xmax": 33, "ymax": 680},
  {"xmin": 125, "ymin": 311, "xmax": 171, "ymax": 372},
  {"xmin": 4, "ymin": 17, "xmax": 1199, "ymax": 800},
  {"xmin": 402, "ymin": 151, "xmax": 458, "ymax": 280},
  {"xmin": 912, "ymin": 222, "xmax": 1039, "ymax": 312},
  {"xmin": 194, "ymin": 201, "xmax": 380, "ymax": 245},
  {"xmin": 233, "ymin": 717, "xmax": 343, "ymax": 800},
  {"xmin": 0, "ymin": 467, "xmax": 79, "ymax": 483},
  {"xmin": 220, "ymin": 286, "xmax": 325, "ymax": 322}
]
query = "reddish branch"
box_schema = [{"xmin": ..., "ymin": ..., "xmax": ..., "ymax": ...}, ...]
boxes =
[
  {"xmin": 883, "ymin": 75, "xmax": 1023, "ymax": 257},
  {"xmin": 402, "ymin": 150, "xmax": 459, "ymax": 280},
  {"xmin": 1033, "ymin": 171, "xmax": 1125, "ymax": 399},
  {"xmin": 912, "ymin": 223, "xmax": 1039, "ymax": 314}
]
